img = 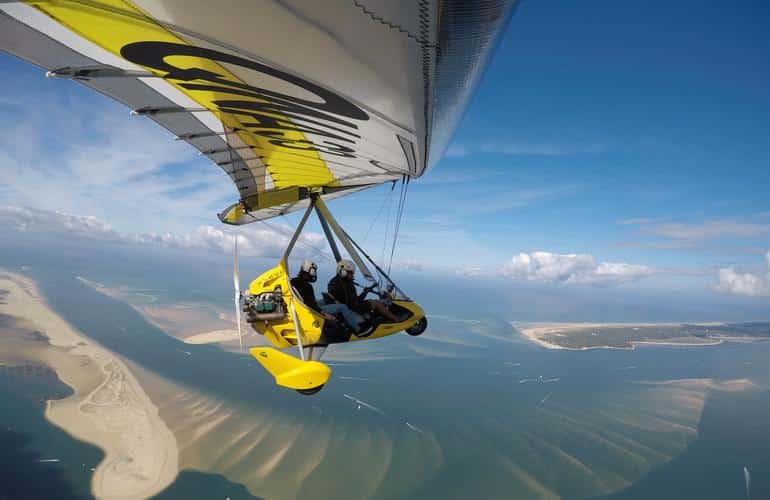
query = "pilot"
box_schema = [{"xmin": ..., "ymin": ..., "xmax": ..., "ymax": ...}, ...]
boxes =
[
  {"xmin": 326, "ymin": 260, "xmax": 400, "ymax": 328},
  {"xmin": 290, "ymin": 260, "xmax": 349, "ymax": 343}
]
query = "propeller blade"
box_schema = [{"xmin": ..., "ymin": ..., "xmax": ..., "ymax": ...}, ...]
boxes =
[
  {"xmin": 233, "ymin": 234, "xmax": 243, "ymax": 352},
  {"xmin": 235, "ymin": 290, "xmax": 243, "ymax": 352},
  {"xmin": 233, "ymin": 234, "xmax": 240, "ymax": 293}
]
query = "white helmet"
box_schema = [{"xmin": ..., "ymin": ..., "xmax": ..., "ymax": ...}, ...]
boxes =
[
  {"xmin": 300, "ymin": 260, "xmax": 317, "ymax": 282},
  {"xmin": 336, "ymin": 259, "xmax": 356, "ymax": 279}
]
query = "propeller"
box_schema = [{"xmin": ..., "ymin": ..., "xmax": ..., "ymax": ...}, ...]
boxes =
[{"xmin": 233, "ymin": 233, "xmax": 243, "ymax": 352}]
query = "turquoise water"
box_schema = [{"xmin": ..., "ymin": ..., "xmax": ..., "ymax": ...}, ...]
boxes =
[
  {"xmin": 0, "ymin": 360, "xmax": 102, "ymax": 500},
  {"xmin": 2, "ymin": 243, "xmax": 770, "ymax": 499}
]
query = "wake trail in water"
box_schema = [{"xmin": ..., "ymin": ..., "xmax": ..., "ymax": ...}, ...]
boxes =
[
  {"xmin": 405, "ymin": 422, "xmax": 424, "ymax": 433},
  {"xmin": 343, "ymin": 394, "xmax": 386, "ymax": 416},
  {"xmin": 744, "ymin": 466, "xmax": 750, "ymax": 500}
]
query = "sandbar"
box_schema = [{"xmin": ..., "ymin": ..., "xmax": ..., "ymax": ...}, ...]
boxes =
[
  {"xmin": 183, "ymin": 328, "xmax": 240, "ymax": 344},
  {"xmin": 515, "ymin": 322, "xmax": 728, "ymax": 350},
  {"xmin": 0, "ymin": 271, "xmax": 178, "ymax": 499}
]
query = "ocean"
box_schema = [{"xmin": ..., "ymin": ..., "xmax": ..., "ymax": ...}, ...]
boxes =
[{"xmin": 1, "ymin": 242, "xmax": 769, "ymax": 499}]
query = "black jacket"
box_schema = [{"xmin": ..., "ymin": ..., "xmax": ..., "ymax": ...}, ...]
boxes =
[
  {"xmin": 327, "ymin": 276, "xmax": 368, "ymax": 314},
  {"xmin": 290, "ymin": 276, "xmax": 321, "ymax": 313},
  {"xmin": 291, "ymin": 276, "xmax": 351, "ymax": 344}
]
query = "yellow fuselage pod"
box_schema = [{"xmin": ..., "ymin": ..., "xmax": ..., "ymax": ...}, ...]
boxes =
[
  {"xmin": 248, "ymin": 260, "xmax": 325, "ymax": 348},
  {"xmin": 349, "ymin": 300, "xmax": 425, "ymax": 342}
]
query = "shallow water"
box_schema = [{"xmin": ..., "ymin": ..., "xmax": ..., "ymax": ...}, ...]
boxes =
[{"xmin": 2, "ymin": 245, "xmax": 770, "ymax": 499}]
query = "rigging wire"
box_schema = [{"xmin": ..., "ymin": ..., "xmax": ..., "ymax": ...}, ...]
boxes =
[
  {"xmin": 387, "ymin": 176, "xmax": 410, "ymax": 274},
  {"xmin": 362, "ymin": 181, "xmax": 397, "ymax": 246},
  {"xmin": 380, "ymin": 180, "xmax": 396, "ymax": 267}
]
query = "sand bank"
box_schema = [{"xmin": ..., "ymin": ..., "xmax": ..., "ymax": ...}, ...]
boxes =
[
  {"xmin": 183, "ymin": 328, "xmax": 240, "ymax": 344},
  {"xmin": 514, "ymin": 322, "xmax": 726, "ymax": 351},
  {"xmin": 0, "ymin": 271, "xmax": 178, "ymax": 499},
  {"xmin": 77, "ymin": 276, "xmax": 237, "ymax": 344},
  {"xmin": 512, "ymin": 322, "xmax": 628, "ymax": 350}
]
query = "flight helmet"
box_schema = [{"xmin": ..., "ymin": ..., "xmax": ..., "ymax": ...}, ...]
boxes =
[
  {"xmin": 300, "ymin": 260, "xmax": 318, "ymax": 282},
  {"xmin": 336, "ymin": 259, "xmax": 356, "ymax": 279}
]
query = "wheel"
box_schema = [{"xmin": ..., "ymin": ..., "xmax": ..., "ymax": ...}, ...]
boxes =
[
  {"xmin": 296, "ymin": 384, "xmax": 324, "ymax": 396},
  {"xmin": 405, "ymin": 316, "xmax": 427, "ymax": 336}
]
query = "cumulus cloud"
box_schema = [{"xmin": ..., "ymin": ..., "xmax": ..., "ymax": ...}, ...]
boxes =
[
  {"xmin": 0, "ymin": 82, "xmax": 234, "ymax": 235},
  {"xmin": 621, "ymin": 217, "xmax": 770, "ymax": 248},
  {"xmin": 648, "ymin": 220, "xmax": 770, "ymax": 241},
  {"xmin": 618, "ymin": 217, "xmax": 653, "ymax": 225},
  {"xmin": 456, "ymin": 266, "xmax": 484, "ymax": 277},
  {"xmin": 445, "ymin": 142, "xmax": 604, "ymax": 158},
  {"xmin": 500, "ymin": 251, "xmax": 653, "ymax": 286},
  {"xmin": 395, "ymin": 259, "xmax": 424, "ymax": 272},
  {"xmin": 0, "ymin": 205, "xmax": 327, "ymax": 259},
  {"xmin": 714, "ymin": 252, "xmax": 770, "ymax": 297},
  {"xmin": 1, "ymin": 205, "xmax": 119, "ymax": 238}
]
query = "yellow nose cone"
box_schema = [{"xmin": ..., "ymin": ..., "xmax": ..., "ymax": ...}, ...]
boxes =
[{"xmin": 250, "ymin": 347, "xmax": 331, "ymax": 390}]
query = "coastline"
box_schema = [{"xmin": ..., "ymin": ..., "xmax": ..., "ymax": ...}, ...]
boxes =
[
  {"xmin": 77, "ymin": 276, "xmax": 239, "ymax": 346},
  {"xmin": 183, "ymin": 328, "xmax": 240, "ymax": 344},
  {"xmin": 514, "ymin": 322, "xmax": 728, "ymax": 351},
  {"xmin": 0, "ymin": 271, "xmax": 178, "ymax": 499}
]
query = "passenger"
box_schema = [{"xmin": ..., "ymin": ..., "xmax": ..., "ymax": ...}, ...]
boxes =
[
  {"xmin": 318, "ymin": 260, "xmax": 366, "ymax": 333},
  {"xmin": 290, "ymin": 260, "xmax": 349, "ymax": 343},
  {"xmin": 326, "ymin": 260, "xmax": 400, "ymax": 327}
]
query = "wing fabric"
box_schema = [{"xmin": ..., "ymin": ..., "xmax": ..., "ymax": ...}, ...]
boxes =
[{"xmin": 0, "ymin": 0, "xmax": 515, "ymax": 223}]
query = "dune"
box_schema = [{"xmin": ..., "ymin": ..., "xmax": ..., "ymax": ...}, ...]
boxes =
[
  {"xmin": 514, "ymin": 321, "xmax": 729, "ymax": 351},
  {"xmin": 515, "ymin": 323, "xmax": 575, "ymax": 350},
  {"xmin": 183, "ymin": 329, "xmax": 240, "ymax": 344},
  {"xmin": 0, "ymin": 271, "xmax": 178, "ymax": 500}
]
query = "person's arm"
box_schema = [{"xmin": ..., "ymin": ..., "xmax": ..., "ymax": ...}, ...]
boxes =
[
  {"xmin": 347, "ymin": 282, "xmax": 370, "ymax": 314},
  {"xmin": 357, "ymin": 283, "xmax": 376, "ymax": 301},
  {"xmin": 306, "ymin": 293, "xmax": 321, "ymax": 313},
  {"xmin": 292, "ymin": 279, "xmax": 321, "ymax": 313},
  {"xmin": 327, "ymin": 278, "xmax": 343, "ymax": 304}
]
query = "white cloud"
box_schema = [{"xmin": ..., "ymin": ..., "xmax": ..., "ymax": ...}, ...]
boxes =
[
  {"xmin": 648, "ymin": 220, "xmax": 770, "ymax": 241},
  {"xmin": 714, "ymin": 252, "xmax": 770, "ymax": 297},
  {"xmin": 0, "ymin": 82, "xmax": 235, "ymax": 235},
  {"xmin": 395, "ymin": 259, "xmax": 424, "ymax": 272},
  {"xmin": 620, "ymin": 217, "xmax": 770, "ymax": 252},
  {"xmin": 618, "ymin": 217, "xmax": 653, "ymax": 225},
  {"xmin": 500, "ymin": 251, "xmax": 653, "ymax": 286},
  {"xmin": 1, "ymin": 205, "xmax": 119, "ymax": 238},
  {"xmin": 0, "ymin": 205, "xmax": 327, "ymax": 259},
  {"xmin": 622, "ymin": 217, "xmax": 770, "ymax": 243},
  {"xmin": 445, "ymin": 142, "xmax": 604, "ymax": 158},
  {"xmin": 455, "ymin": 266, "xmax": 484, "ymax": 277}
]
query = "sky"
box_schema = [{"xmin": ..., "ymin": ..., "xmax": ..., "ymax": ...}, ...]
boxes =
[{"xmin": 1, "ymin": 0, "xmax": 770, "ymax": 306}]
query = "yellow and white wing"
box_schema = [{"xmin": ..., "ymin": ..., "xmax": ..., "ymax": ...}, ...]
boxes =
[{"xmin": 1, "ymin": 0, "xmax": 516, "ymax": 223}]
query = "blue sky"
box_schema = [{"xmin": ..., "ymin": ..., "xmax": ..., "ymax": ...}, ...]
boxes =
[{"xmin": 1, "ymin": 0, "xmax": 770, "ymax": 301}]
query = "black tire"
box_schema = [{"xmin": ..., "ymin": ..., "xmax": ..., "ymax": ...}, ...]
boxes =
[
  {"xmin": 405, "ymin": 316, "xmax": 427, "ymax": 336},
  {"xmin": 296, "ymin": 385, "xmax": 324, "ymax": 396}
]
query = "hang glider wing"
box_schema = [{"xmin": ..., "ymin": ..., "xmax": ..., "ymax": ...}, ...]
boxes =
[{"xmin": 0, "ymin": 0, "xmax": 516, "ymax": 223}]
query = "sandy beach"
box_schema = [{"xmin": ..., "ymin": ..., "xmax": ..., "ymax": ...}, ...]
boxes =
[
  {"xmin": 76, "ymin": 276, "xmax": 240, "ymax": 346},
  {"xmin": 0, "ymin": 271, "xmax": 178, "ymax": 499},
  {"xmin": 514, "ymin": 322, "xmax": 726, "ymax": 350},
  {"xmin": 513, "ymin": 322, "xmax": 631, "ymax": 350},
  {"xmin": 183, "ymin": 328, "xmax": 240, "ymax": 344}
]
